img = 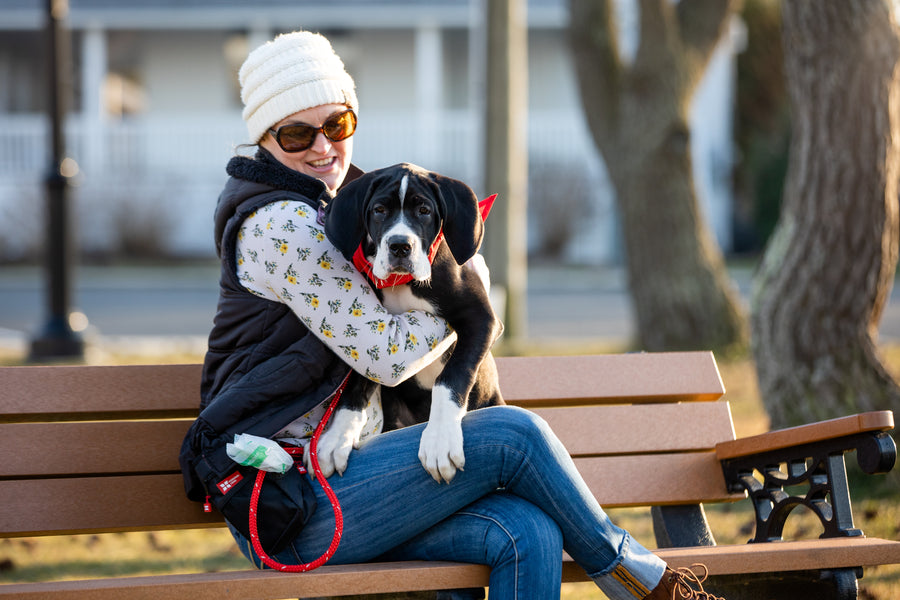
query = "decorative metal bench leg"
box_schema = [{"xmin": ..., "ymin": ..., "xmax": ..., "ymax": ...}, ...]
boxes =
[
  {"xmin": 651, "ymin": 504, "xmax": 716, "ymax": 548},
  {"xmin": 826, "ymin": 567, "xmax": 860, "ymax": 600}
]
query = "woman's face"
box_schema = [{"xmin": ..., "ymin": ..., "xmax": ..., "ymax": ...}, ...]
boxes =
[{"xmin": 261, "ymin": 103, "xmax": 354, "ymax": 193}]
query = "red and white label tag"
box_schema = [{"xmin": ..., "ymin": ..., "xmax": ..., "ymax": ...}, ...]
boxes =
[{"xmin": 216, "ymin": 471, "xmax": 243, "ymax": 495}]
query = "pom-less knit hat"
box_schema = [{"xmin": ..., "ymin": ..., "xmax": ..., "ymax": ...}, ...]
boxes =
[{"xmin": 239, "ymin": 31, "xmax": 359, "ymax": 143}]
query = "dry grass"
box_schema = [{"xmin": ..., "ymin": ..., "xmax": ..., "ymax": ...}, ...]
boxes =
[{"xmin": 1, "ymin": 344, "xmax": 899, "ymax": 599}]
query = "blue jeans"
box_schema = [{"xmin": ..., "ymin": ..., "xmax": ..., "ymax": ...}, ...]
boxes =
[{"xmin": 228, "ymin": 405, "xmax": 666, "ymax": 599}]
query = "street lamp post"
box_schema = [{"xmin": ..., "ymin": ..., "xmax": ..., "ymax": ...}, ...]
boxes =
[{"xmin": 29, "ymin": 0, "xmax": 83, "ymax": 361}]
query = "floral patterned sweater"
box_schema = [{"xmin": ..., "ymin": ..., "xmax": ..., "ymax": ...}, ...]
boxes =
[{"xmin": 234, "ymin": 199, "xmax": 457, "ymax": 445}]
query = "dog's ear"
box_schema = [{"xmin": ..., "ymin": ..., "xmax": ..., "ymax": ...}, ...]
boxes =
[
  {"xmin": 325, "ymin": 172, "xmax": 377, "ymax": 261},
  {"xmin": 432, "ymin": 173, "xmax": 483, "ymax": 265}
]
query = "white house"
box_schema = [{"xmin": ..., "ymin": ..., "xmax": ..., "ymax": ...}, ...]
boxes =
[{"xmin": 0, "ymin": 0, "xmax": 741, "ymax": 263}]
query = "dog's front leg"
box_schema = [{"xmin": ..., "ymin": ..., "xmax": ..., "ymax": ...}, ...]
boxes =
[
  {"xmin": 418, "ymin": 384, "xmax": 467, "ymax": 483},
  {"xmin": 418, "ymin": 296, "xmax": 502, "ymax": 484},
  {"xmin": 307, "ymin": 374, "xmax": 379, "ymax": 477}
]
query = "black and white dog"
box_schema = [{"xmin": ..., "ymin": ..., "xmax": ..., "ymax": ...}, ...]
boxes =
[{"xmin": 318, "ymin": 163, "xmax": 504, "ymax": 483}]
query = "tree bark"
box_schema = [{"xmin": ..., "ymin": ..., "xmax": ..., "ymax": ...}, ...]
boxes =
[
  {"xmin": 569, "ymin": 0, "xmax": 747, "ymax": 353},
  {"xmin": 751, "ymin": 0, "xmax": 900, "ymax": 428}
]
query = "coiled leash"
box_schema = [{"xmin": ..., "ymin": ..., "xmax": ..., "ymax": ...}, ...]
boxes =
[{"xmin": 248, "ymin": 372, "xmax": 351, "ymax": 571}]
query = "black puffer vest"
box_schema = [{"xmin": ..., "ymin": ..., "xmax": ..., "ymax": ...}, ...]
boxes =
[{"xmin": 179, "ymin": 149, "xmax": 362, "ymax": 502}]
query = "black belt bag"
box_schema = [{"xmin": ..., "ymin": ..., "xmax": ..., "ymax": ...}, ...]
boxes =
[{"xmin": 194, "ymin": 443, "xmax": 317, "ymax": 554}]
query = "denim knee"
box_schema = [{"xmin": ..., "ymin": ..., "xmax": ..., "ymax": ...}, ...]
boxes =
[
  {"xmin": 470, "ymin": 405, "xmax": 554, "ymax": 444},
  {"xmin": 459, "ymin": 493, "xmax": 563, "ymax": 576}
]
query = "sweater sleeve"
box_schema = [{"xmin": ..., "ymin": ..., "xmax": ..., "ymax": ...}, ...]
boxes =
[{"xmin": 235, "ymin": 199, "xmax": 456, "ymax": 386}]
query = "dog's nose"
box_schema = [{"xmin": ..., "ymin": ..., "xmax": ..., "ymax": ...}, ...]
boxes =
[{"xmin": 388, "ymin": 236, "xmax": 413, "ymax": 258}]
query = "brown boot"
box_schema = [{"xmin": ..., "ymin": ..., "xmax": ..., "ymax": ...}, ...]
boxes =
[{"xmin": 642, "ymin": 564, "xmax": 725, "ymax": 600}]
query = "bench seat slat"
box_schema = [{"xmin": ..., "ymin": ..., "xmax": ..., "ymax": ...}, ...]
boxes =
[
  {"xmin": 0, "ymin": 403, "xmax": 735, "ymax": 477},
  {"xmin": 0, "ymin": 561, "xmax": 492, "ymax": 600},
  {"xmin": 0, "ymin": 451, "xmax": 741, "ymax": 537},
  {"xmin": 3, "ymin": 539, "xmax": 899, "ymax": 599}
]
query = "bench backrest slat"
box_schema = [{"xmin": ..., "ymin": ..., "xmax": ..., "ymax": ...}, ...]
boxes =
[{"xmin": 0, "ymin": 403, "xmax": 734, "ymax": 478}]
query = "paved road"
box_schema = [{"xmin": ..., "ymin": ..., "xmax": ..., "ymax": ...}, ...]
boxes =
[{"xmin": 3, "ymin": 263, "xmax": 900, "ymax": 354}]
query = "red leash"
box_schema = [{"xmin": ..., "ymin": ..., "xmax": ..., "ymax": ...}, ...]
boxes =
[{"xmin": 248, "ymin": 372, "xmax": 351, "ymax": 571}]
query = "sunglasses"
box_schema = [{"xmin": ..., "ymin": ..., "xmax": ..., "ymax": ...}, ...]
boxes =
[{"xmin": 268, "ymin": 109, "xmax": 358, "ymax": 153}]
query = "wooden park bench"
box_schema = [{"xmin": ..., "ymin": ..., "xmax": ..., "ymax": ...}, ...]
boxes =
[{"xmin": 1, "ymin": 351, "xmax": 899, "ymax": 599}]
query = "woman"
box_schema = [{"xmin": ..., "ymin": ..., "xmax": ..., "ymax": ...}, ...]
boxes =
[{"xmin": 180, "ymin": 30, "xmax": 723, "ymax": 600}]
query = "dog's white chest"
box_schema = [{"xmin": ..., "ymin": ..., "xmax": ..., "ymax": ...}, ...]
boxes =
[{"xmin": 380, "ymin": 285, "xmax": 436, "ymax": 314}]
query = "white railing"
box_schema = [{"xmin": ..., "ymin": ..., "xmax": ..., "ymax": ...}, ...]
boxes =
[
  {"xmin": 0, "ymin": 110, "xmax": 644, "ymax": 264},
  {"xmin": 0, "ymin": 110, "xmax": 600, "ymax": 182}
]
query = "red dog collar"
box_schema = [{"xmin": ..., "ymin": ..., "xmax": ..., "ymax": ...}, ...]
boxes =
[{"xmin": 353, "ymin": 194, "xmax": 497, "ymax": 289}]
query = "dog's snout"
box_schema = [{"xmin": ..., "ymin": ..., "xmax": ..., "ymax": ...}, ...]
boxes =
[{"xmin": 388, "ymin": 236, "xmax": 413, "ymax": 258}]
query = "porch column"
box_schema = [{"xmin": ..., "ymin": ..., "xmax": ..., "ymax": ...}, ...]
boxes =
[
  {"xmin": 415, "ymin": 22, "xmax": 442, "ymax": 168},
  {"xmin": 81, "ymin": 25, "xmax": 107, "ymax": 174}
]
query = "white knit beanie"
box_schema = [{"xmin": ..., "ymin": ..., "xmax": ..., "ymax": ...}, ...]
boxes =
[{"xmin": 239, "ymin": 31, "xmax": 359, "ymax": 143}]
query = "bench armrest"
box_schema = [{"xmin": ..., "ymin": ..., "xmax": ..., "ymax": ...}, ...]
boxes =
[{"xmin": 716, "ymin": 411, "xmax": 896, "ymax": 543}]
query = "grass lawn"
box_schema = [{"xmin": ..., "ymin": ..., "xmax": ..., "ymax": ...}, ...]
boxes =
[{"xmin": 1, "ymin": 344, "xmax": 899, "ymax": 598}]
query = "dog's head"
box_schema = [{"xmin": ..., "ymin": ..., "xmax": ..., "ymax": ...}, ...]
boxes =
[{"xmin": 326, "ymin": 163, "xmax": 484, "ymax": 282}]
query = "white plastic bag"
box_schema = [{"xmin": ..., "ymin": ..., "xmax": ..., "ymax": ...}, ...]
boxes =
[{"xmin": 226, "ymin": 433, "xmax": 293, "ymax": 474}]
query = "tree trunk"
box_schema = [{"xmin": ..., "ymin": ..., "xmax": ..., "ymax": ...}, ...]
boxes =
[
  {"xmin": 569, "ymin": 0, "xmax": 747, "ymax": 353},
  {"xmin": 751, "ymin": 0, "xmax": 900, "ymax": 428}
]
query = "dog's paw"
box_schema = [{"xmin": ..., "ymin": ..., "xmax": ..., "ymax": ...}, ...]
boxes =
[
  {"xmin": 418, "ymin": 385, "xmax": 467, "ymax": 483},
  {"xmin": 306, "ymin": 408, "xmax": 365, "ymax": 477}
]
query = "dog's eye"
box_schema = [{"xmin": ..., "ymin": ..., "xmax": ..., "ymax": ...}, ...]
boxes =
[
  {"xmin": 371, "ymin": 204, "xmax": 387, "ymax": 216},
  {"xmin": 417, "ymin": 205, "xmax": 432, "ymax": 216}
]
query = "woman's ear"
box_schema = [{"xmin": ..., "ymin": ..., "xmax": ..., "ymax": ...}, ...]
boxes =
[
  {"xmin": 433, "ymin": 173, "xmax": 483, "ymax": 265},
  {"xmin": 324, "ymin": 174, "xmax": 372, "ymax": 261}
]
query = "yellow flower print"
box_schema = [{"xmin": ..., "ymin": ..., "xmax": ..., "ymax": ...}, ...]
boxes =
[
  {"xmin": 300, "ymin": 292, "xmax": 319, "ymax": 308},
  {"xmin": 365, "ymin": 367, "xmax": 382, "ymax": 383},
  {"xmin": 315, "ymin": 231, "xmax": 325, "ymax": 242},
  {"xmin": 339, "ymin": 345, "xmax": 359, "ymax": 360},
  {"xmin": 273, "ymin": 238, "xmax": 289, "ymax": 254},
  {"xmin": 285, "ymin": 265, "xmax": 299, "ymax": 284},
  {"xmin": 404, "ymin": 332, "xmax": 418, "ymax": 351},
  {"xmin": 319, "ymin": 318, "xmax": 334, "ymax": 338},
  {"xmin": 317, "ymin": 251, "xmax": 333, "ymax": 270},
  {"xmin": 367, "ymin": 320, "xmax": 387, "ymax": 333},
  {"xmin": 388, "ymin": 343, "xmax": 399, "ymax": 355},
  {"xmin": 295, "ymin": 206, "xmax": 309, "ymax": 218},
  {"xmin": 333, "ymin": 277, "xmax": 354, "ymax": 291}
]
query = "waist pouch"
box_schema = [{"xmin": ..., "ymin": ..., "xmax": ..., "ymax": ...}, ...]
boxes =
[{"xmin": 194, "ymin": 443, "xmax": 317, "ymax": 554}]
